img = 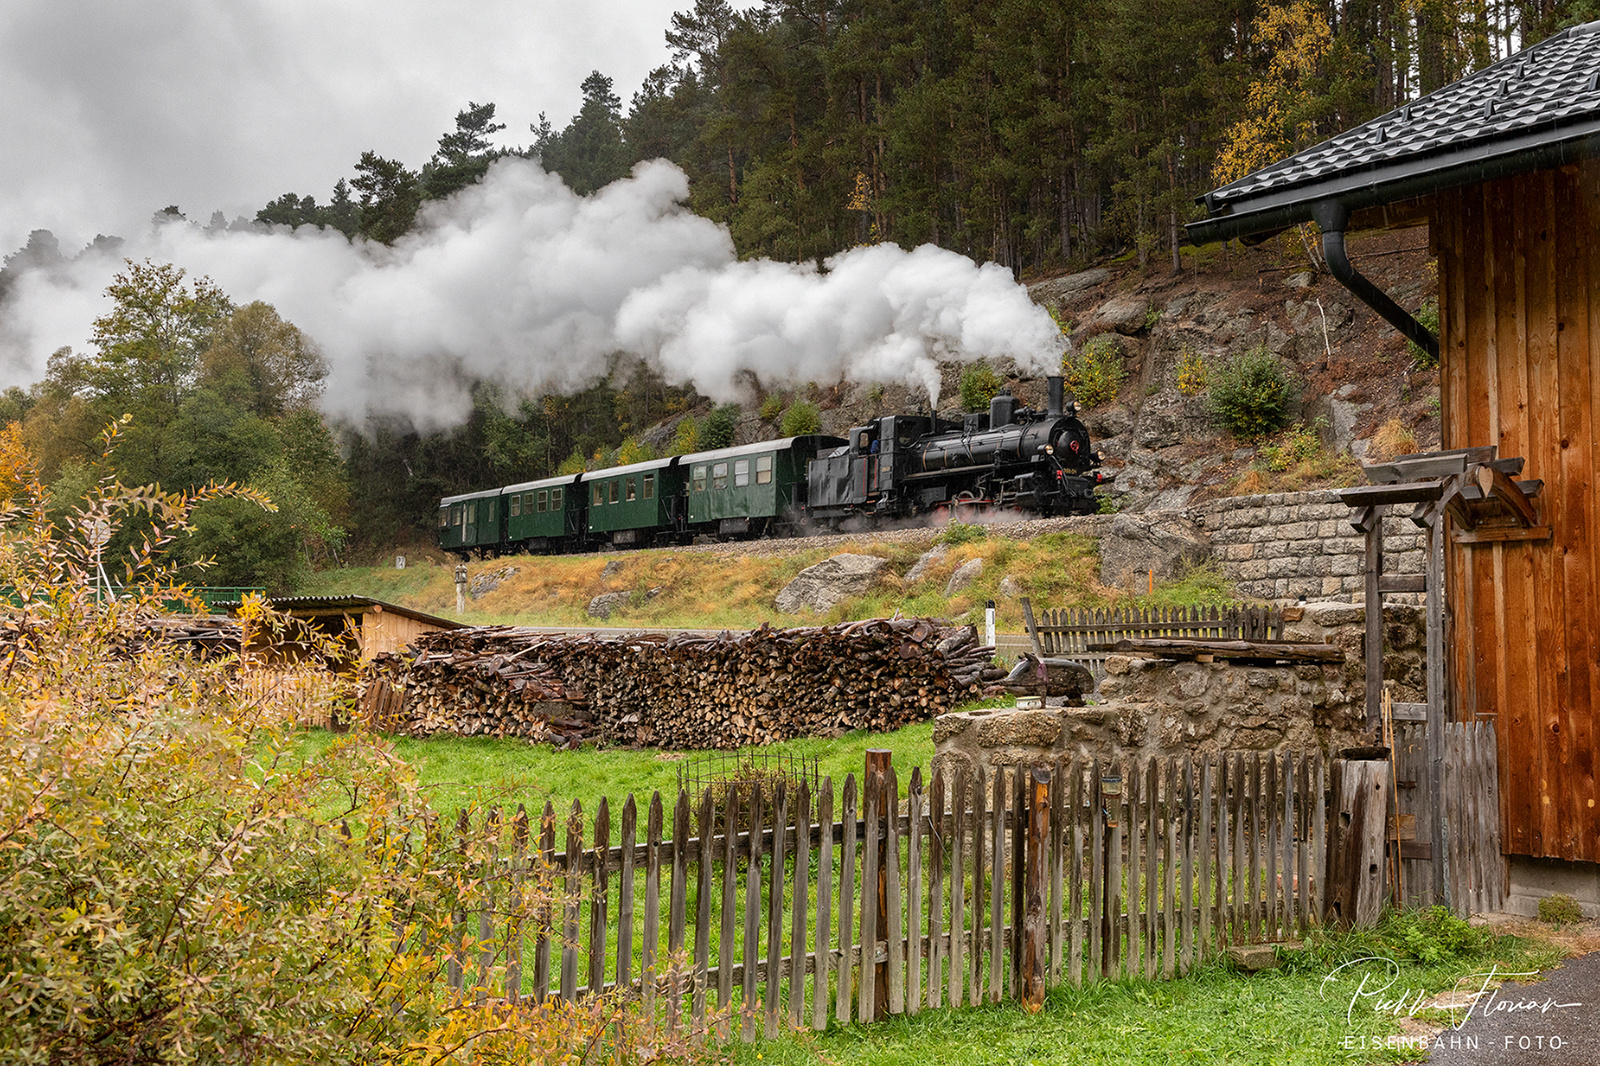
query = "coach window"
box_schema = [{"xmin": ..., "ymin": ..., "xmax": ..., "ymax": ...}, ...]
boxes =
[
  {"xmin": 625, "ymin": 477, "xmax": 637, "ymax": 502},
  {"xmin": 487, "ymin": 499, "xmax": 496, "ymax": 522},
  {"xmin": 466, "ymin": 502, "xmax": 476, "ymax": 525},
  {"xmin": 734, "ymin": 458, "xmax": 750, "ymax": 487},
  {"xmin": 643, "ymin": 473, "xmax": 655, "ymax": 500},
  {"xmin": 551, "ymin": 487, "xmax": 563, "ymax": 509},
  {"xmin": 756, "ymin": 455, "xmax": 773, "ymax": 484},
  {"xmin": 712, "ymin": 462, "xmax": 729, "ymax": 490},
  {"xmin": 608, "ymin": 480, "xmax": 620, "ymax": 504},
  {"xmin": 453, "ymin": 505, "xmax": 463, "ymax": 527},
  {"xmin": 535, "ymin": 490, "xmax": 547, "ymax": 513},
  {"xmin": 593, "ymin": 483, "xmax": 604, "ymax": 507},
  {"xmin": 510, "ymin": 495, "xmax": 521, "ymax": 517},
  {"xmin": 692, "ymin": 465, "xmax": 707, "ymax": 492},
  {"xmin": 438, "ymin": 509, "xmax": 449, "ymax": 528}
]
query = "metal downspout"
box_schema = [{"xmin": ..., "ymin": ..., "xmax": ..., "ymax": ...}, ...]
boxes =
[{"xmin": 1312, "ymin": 199, "xmax": 1440, "ymax": 363}]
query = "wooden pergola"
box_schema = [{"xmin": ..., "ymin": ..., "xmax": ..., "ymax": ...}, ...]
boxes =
[{"xmin": 1337, "ymin": 447, "xmax": 1544, "ymax": 902}]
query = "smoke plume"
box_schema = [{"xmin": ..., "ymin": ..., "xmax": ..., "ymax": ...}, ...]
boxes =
[{"xmin": 0, "ymin": 158, "xmax": 1064, "ymax": 428}]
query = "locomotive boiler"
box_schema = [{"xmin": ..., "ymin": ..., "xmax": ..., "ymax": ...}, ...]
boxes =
[{"xmin": 805, "ymin": 375, "xmax": 1103, "ymax": 524}]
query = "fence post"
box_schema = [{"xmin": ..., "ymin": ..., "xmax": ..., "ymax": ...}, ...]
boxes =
[
  {"xmin": 1323, "ymin": 755, "xmax": 1389, "ymax": 928},
  {"xmin": 1021, "ymin": 764, "xmax": 1051, "ymax": 1010},
  {"xmin": 866, "ymin": 749, "xmax": 892, "ymax": 1021}
]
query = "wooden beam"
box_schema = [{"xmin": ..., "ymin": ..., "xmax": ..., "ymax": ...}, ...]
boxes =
[
  {"xmin": 1085, "ymin": 638, "xmax": 1344, "ymax": 662},
  {"xmin": 1474, "ymin": 464, "xmax": 1540, "ymax": 528},
  {"xmin": 1390, "ymin": 702, "xmax": 1428, "ymax": 722},
  {"xmin": 1453, "ymin": 524, "xmax": 1553, "ymax": 544},
  {"xmin": 1378, "ymin": 574, "xmax": 1428, "ymax": 593},
  {"xmin": 1338, "ymin": 482, "xmax": 1448, "ymax": 508}
]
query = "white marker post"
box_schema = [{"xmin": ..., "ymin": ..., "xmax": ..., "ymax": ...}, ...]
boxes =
[{"xmin": 985, "ymin": 599, "xmax": 996, "ymax": 651}]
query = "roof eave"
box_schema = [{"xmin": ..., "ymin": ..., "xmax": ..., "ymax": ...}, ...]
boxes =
[{"xmin": 1187, "ymin": 122, "xmax": 1600, "ymax": 245}]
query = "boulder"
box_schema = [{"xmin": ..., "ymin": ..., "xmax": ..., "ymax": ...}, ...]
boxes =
[
  {"xmin": 775, "ymin": 553, "xmax": 890, "ymax": 613},
  {"xmin": 1082, "ymin": 294, "xmax": 1151, "ymax": 335},
  {"xmin": 1029, "ymin": 268, "xmax": 1110, "ymax": 304},
  {"xmin": 1098, "ymin": 511, "xmax": 1211, "ymax": 585},
  {"xmin": 945, "ymin": 557, "xmax": 984, "ymax": 596},
  {"xmin": 587, "ymin": 591, "xmax": 631, "ymax": 619},
  {"xmin": 469, "ymin": 565, "xmax": 520, "ymax": 599},
  {"xmin": 998, "ymin": 575, "xmax": 1023, "ymax": 598},
  {"xmin": 905, "ymin": 543, "xmax": 947, "ymax": 583}
]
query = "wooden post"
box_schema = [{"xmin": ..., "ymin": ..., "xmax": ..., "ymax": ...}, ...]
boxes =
[
  {"xmin": 1425, "ymin": 503, "xmax": 1451, "ymax": 909},
  {"xmin": 866, "ymin": 749, "xmax": 892, "ymax": 1021},
  {"xmin": 1356, "ymin": 505, "xmax": 1385, "ymax": 727},
  {"xmin": 1021, "ymin": 765, "xmax": 1050, "ymax": 1011},
  {"xmin": 1323, "ymin": 757, "xmax": 1389, "ymax": 928}
]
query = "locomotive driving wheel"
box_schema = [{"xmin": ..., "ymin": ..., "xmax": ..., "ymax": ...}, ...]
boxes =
[{"xmin": 953, "ymin": 491, "xmax": 983, "ymax": 523}]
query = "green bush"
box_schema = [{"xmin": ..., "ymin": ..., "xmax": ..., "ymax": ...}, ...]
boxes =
[
  {"xmin": 1260, "ymin": 423, "xmax": 1324, "ymax": 471},
  {"xmin": 1062, "ymin": 335, "xmax": 1127, "ymax": 409},
  {"xmin": 1538, "ymin": 893, "xmax": 1584, "ymax": 927},
  {"xmin": 669, "ymin": 416, "xmax": 699, "ymax": 455},
  {"xmin": 0, "ymin": 428, "xmax": 706, "ymax": 1064},
  {"xmin": 939, "ymin": 520, "xmax": 987, "ymax": 546},
  {"xmin": 1208, "ymin": 345, "xmax": 1297, "ymax": 439},
  {"xmin": 758, "ymin": 393, "xmax": 784, "ymax": 422},
  {"xmin": 699, "ymin": 403, "xmax": 742, "ymax": 449},
  {"xmin": 959, "ymin": 363, "xmax": 1003, "ymax": 412},
  {"xmin": 780, "ymin": 399, "xmax": 821, "ymax": 436},
  {"xmin": 1410, "ymin": 301, "xmax": 1441, "ymax": 369}
]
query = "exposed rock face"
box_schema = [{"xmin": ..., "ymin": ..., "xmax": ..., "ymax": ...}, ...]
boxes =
[
  {"xmin": 905, "ymin": 544, "xmax": 947, "ymax": 583},
  {"xmin": 998, "ymin": 575, "xmax": 1023, "ymax": 598},
  {"xmin": 469, "ymin": 565, "xmax": 520, "ymax": 599},
  {"xmin": 1097, "ymin": 511, "xmax": 1210, "ymax": 585},
  {"xmin": 774, "ymin": 553, "xmax": 890, "ymax": 613},
  {"xmin": 587, "ymin": 591, "xmax": 632, "ymax": 619},
  {"xmin": 944, "ymin": 557, "xmax": 984, "ymax": 595}
]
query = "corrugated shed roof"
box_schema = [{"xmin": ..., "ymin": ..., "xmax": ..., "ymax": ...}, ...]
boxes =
[{"xmin": 1189, "ymin": 21, "xmax": 1600, "ymax": 242}]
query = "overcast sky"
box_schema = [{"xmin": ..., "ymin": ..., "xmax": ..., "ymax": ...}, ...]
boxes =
[{"xmin": 0, "ymin": 0, "xmax": 705, "ymax": 255}]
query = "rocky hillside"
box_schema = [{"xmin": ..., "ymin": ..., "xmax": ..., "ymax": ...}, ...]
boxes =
[{"xmin": 749, "ymin": 227, "xmax": 1441, "ymax": 512}]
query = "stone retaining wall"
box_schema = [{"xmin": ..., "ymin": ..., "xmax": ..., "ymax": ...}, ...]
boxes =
[
  {"xmin": 1191, "ymin": 489, "xmax": 1426, "ymax": 604},
  {"xmin": 934, "ymin": 601, "xmax": 1424, "ymax": 777}
]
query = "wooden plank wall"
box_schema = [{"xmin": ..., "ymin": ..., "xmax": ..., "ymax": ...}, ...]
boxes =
[
  {"xmin": 1021, "ymin": 603, "xmax": 1285, "ymax": 681},
  {"xmin": 1435, "ymin": 164, "xmax": 1600, "ymax": 862},
  {"xmin": 406, "ymin": 752, "xmax": 1329, "ymax": 1034}
]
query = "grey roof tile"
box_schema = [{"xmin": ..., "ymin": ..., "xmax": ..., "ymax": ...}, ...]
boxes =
[{"xmin": 1196, "ymin": 21, "xmax": 1600, "ymax": 222}]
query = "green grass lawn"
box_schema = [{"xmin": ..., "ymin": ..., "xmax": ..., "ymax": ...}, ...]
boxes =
[{"xmin": 293, "ymin": 718, "xmax": 944, "ymax": 817}]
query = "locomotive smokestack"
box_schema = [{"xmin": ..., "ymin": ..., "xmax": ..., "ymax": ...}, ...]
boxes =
[{"xmin": 1047, "ymin": 375, "xmax": 1065, "ymax": 419}]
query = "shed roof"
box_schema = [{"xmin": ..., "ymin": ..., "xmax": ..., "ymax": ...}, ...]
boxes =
[
  {"xmin": 215, "ymin": 595, "xmax": 465, "ymax": 631},
  {"xmin": 1188, "ymin": 21, "xmax": 1600, "ymax": 244}
]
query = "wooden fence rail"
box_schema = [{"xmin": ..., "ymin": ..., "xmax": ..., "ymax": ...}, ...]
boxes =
[
  {"xmin": 1020, "ymin": 603, "xmax": 1286, "ymax": 683},
  {"xmin": 404, "ymin": 749, "xmax": 1326, "ymax": 1035}
]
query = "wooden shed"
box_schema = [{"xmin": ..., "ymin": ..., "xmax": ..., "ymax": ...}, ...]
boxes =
[
  {"xmin": 1188, "ymin": 22, "xmax": 1600, "ymax": 906},
  {"xmin": 222, "ymin": 595, "xmax": 465, "ymax": 666}
]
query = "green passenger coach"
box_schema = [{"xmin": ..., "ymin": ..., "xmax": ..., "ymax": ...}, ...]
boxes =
[
  {"xmin": 584, "ymin": 457, "xmax": 683, "ymax": 547},
  {"xmin": 686, "ymin": 435, "xmax": 846, "ymax": 537},
  {"xmin": 438, "ymin": 487, "xmax": 503, "ymax": 559},
  {"xmin": 502, "ymin": 473, "xmax": 581, "ymax": 553}
]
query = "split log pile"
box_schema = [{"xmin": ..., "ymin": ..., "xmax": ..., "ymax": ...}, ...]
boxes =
[{"xmin": 358, "ymin": 617, "xmax": 999, "ymax": 749}]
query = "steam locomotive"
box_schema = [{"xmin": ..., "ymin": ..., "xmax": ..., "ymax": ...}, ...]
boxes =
[{"xmin": 438, "ymin": 374, "xmax": 1103, "ymax": 558}]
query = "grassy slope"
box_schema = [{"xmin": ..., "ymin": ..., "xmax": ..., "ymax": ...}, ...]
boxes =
[{"xmin": 303, "ymin": 528, "xmax": 1239, "ymax": 636}]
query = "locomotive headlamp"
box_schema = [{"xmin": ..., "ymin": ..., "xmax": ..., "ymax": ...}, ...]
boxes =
[{"xmin": 1044, "ymin": 444, "xmax": 1054, "ymax": 455}]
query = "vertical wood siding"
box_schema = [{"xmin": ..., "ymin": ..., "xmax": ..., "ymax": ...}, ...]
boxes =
[{"xmin": 1436, "ymin": 163, "xmax": 1600, "ymax": 861}]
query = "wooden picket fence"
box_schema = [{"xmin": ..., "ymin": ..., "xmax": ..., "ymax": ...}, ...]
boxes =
[
  {"xmin": 420, "ymin": 749, "xmax": 1327, "ymax": 1035},
  {"xmin": 1020, "ymin": 602, "xmax": 1286, "ymax": 683}
]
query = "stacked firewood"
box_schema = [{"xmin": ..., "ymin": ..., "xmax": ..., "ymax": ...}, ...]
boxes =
[
  {"xmin": 358, "ymin": 617, "xmax": 1000, "ymax": 749},
  {"xmin": 0, "ymin": 611, "xmax": 244, "ymax": 666}
]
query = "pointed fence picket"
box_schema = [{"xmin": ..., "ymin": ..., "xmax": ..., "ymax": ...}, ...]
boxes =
[{"xmin": 365, "ymin": 748, "xmax": 1351, "ymax": 1040}]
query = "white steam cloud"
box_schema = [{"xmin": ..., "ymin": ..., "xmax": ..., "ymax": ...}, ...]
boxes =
[{"xmin": 0, "ymin": 158, "xmax": 1063, "ymax": 428}]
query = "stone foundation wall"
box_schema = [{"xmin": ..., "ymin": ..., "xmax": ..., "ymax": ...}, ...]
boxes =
[
  {"xmin": 1192, "ymin": 490, "xmax": 1427, "ymax": 604},
  {"xmin": 935, "ymin": 601, "xmax": 1425, "ymax": 777}
]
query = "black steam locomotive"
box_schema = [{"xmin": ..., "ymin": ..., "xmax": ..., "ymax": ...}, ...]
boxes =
[
  {"xmin": 438, "ymin": 374, "xmax": 1103, "ymax": 557},
  {"xmin": 805, "ymin": 374, "xmax": 1104, "ymax": 526}
]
